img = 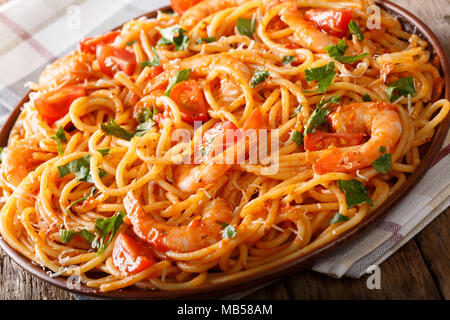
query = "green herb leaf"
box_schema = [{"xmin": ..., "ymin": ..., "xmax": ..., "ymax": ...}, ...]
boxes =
[
  {"xmin": 325, "ymin": 39, "xmax": 369, "ymax": 64},
  {"xmin": 290, "ymin": 104, "xmax": 302, "ymax": 118},
  {"xmin": 57, "ymin": 155, "xmax": 108, "ymax": 183},
  {"xmin": 97, "ymin": 148, "xmax": 111, "ymax": 157},
  {"xmin": 135, "ymin": 120, "xmax": 155, "ymax": 137},
  {"xmin": 292, "ymin": 130, "xmax": 304, "ymax": 147},
  {"xmin": 126, "ymin": 40, "xmax": 137, "ymax": 46},
  {"xmin": 372, "ymin": 147, "xmax": 392, "ymax": 174},
  {"xmin": 386, "ymin": 76, "xmax": 416, "ymax": 102},
  {"xmin": 349, "ymin": 19, "xmax": 363, "ymax": 41},
  {"xmin": 305, "ymin": 96, "xmax": 341, "ymax": 134},
  {"xmin": 282, "ymin": 55, "xmax": 295, "ymax": 65},
  {"xmin": 305, "ymin": 62, "xmax": 336, "ymax": 93},
  {"xmin": 236, "ymin": 17, "xmax": 255, "ymax": 38},
  {"xmin": 330, "ymin": 213, "xmax": 350, "ymax": 225},
  {"xmin": 221, "ymin": 222, "xmax": 237, "ymax": 239},
  {"xmin": 165, "ymin": 69, "xmax": 191, "ymax": 96},
  {"xmin": 362, "ymin": 93, "xmax": 372, "ymax": 102},
  {"xmin": 135, "ymin": 106, "xmax": 156, "ymax": 137},
  {"xmin": 101, "ymin": 119, "xmax": 135, "ymax": 141},
  {"xmin": 50, "ymin": 127, "xmax": 67, "ymax": 156},
  {"xmin": 79, "ymin": 229, "xmax": 95, "ymax": 242},
  {"xmin": 92, "ymin": 211, "xmax": 126, "ymax": 254},
  {"xmin": 156, "ymin": 25, "xmax": 189, "ymax": 51},
  {"xmin": 199, "ymin": 137, "xmax": 216, "ymax": 156},
  {"xmin": 0, "ymin": 147, "xmax": 4, "ymax": 164},
  {"xmin": 65, "ymin": 187, "xmax": 97, "ymax": 213},
  {"xmin": 141, "ymin": 47, "xmax": 160, "ymax": 68},
  {"xmin": 195, "ymin": 37, "xmax": 216, "ymax": 44},
  {"xmin": 337, "ymin": 179, "xmax": 373, "ymax": 208},
  {"xmin": 60, "ymin": 229, "xmax": 79, "ymax": 243},
  {"xmin": 250, "ymin": 70, "xmax": 269, "ymax": 88},
  {"xmin": 60, "ymin": 228, "xmax": 95, "ymax": 244}
]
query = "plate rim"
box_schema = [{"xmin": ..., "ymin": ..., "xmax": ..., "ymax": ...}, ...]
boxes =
[{"xmin": 0, "ymin": 0, "xmax": 449, "ymax": 299}]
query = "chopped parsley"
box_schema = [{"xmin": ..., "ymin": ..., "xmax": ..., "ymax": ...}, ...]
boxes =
[
  {"xmin": 65, "ymin": 187, "xmax": 97, "ymax": 213},
  {"xmin": 362, "ymin": 93, "xmax": 372, "ymax": 102},
  {"xmin": 349, "ymin": 19, "xmax": 363, "ymax": 41},
  {"xmin": 292, "ymin": 130, "xmax": 304, "ymax": 147},
  {"xmin": 50, "ymin": 127, "xmax": 67, "ymax": 156},
  {"xmin": 305, "ymin": 96, "xmax": 341, "ymax": 134},
  {"xmin": 135, "ymin": 107, "xmax": 156, "ymax": 137},
  {"xmin": 92, "ymin": 211, "xmax": 126, "ymax": 254},
  {"xmin": 290, "ymin": 104, "xmax": 302, "ymax": 118},
  {"xmin": 60, "ymin": 229, "xmax": 95, "ymax": 244},
  {"xmin": 250, "ymin": 70, "xmax": 270, "ymax": 88},
  {"xmin": 236, "ymin": 17, "xmax": 255, "ymax": 38},
  {"xmin": 57, "ymin": 155, "xmax": 108, "ymax": 183},
  {"xmin": 337, "ymin": 179, "xmax": 373, "ymax": 208},
  {"xmin": 330, "ymin": 212, "xmax": 350, "ymax": 224},
  {"xmin": 0, "ymin": 147, "xmax": 4, "ymax": 164},
  {"xmin": 386, "ymin": 76, "xmax": 416, "ymax": 102},
  {"xmin": 101, "ymin": 119, "xmax": 135, "ymax": 141},
  {"xmin": 304, "ymin": 62, "xmax": 336, "ymax": 93},
  {"xmin": 282, "ymin": 55, "xmax": 295, "ymax": 65},
  {"xmin": 199, "ymin": 137, "xmax": 216, "ymax": 156},
  {"xmin": 126, "ymin": 40, "xmax": 137, "ymax": 46},
  {"xmin": 156, "ymin": 25, "xmax": 189, "ymax": 51},
  {"xmin": 195, "ymin": 37, "xmax": 216, "ymax": 44},
  {"xmin": 325, "ymin": 39, "xmax": 369, "ymax": 64},
  {"xmin": 221, "ymin": 222, "xmax": 237, "ymax": 239},
  {"xmin": 60, "ymin": 211, "xmax": 125, "ymax": 254},
  {"xmin": 165, "ymin": 69, "xmax": 191, "ymax": 96},
  {"xmin": 372, "ymin": 146, "xmax": 392, "ymax": 174},
  {"xmin": 141, "ymin": 47, "xmax": 160, "ymax": 68},
  {"xmin": 97, "ymin": 148, "xmax": 111, "ymax": 157}
]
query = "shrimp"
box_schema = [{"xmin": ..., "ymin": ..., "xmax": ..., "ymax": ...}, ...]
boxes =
[
  {"xmin": 0, "ymin": 138, "xmax": 42, "ymax": 186},
  {"xmin": 124, "ymin": 191, "xmax": 233, "ymax": 252},
  {"xmin": 38, "ymin": 51, "xmax": 96, "ymax": 91},
  {"xmin": 174, "ymin": 108, "xmax": 266, "ymax": 193},
  {"xmin": 280, "ymin": 8, "xmax": 340, "ymax": 53},
  {"xmin": 313, "ymin": 102, "xmax": 402, "ymax": 174},
  {"xmin": 180, "ymin": 0, "xmax": 246, "ymax": 30}
]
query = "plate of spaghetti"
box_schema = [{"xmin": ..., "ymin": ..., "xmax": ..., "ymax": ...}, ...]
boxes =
[{"xmin": 0, "ymin": 0, "xmax": 448, "ymax": 299}]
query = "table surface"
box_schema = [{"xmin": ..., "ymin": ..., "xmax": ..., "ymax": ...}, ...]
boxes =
[{"xmin": 0, "ymin": 0, "xmax": 449, "ymax": 300}]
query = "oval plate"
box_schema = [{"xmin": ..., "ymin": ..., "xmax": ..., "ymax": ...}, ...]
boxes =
[{"xmin": 0, "ymin": 0, "xmax": 449, "ymax": 299}]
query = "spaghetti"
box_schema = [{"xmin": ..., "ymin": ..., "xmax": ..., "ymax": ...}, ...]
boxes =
[{"xmin": 0, "ymin": 0, "xmax": 448, "ymax": 293}]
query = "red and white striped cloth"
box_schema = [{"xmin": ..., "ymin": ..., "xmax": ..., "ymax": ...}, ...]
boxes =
[{"xmin": 0, "ymin": 0, "xmax": 448, "ymax": 292}]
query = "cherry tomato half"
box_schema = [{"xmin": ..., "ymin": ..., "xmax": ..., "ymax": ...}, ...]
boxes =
[
  {"xmin": 112, "ymin": 233, "xmax": 156, "ymax": 274},
  {"xmin": 96, "ymin": 45, "xmax": 136, "ymax": 77},
  {"xmin": 304, "ymin": 131, "xmax": 365, "ymax": 151},
  {"xmin": 78, "ymin": 31, "xmax": 120, "ymax": 55},
  {"xmin": 169, "ymin": 80, "xmax": 209, "ymax": 123},
  {"xmin": 170, "ymin": 0, "xmax": 202, "ymax": 16},
  {"xmin": 35, "ymin": 85, "xmax": 86, "ymax": 123},
  {"xmin": 305, "ymin": 9, "xmax": 353, "ymax": 38}
]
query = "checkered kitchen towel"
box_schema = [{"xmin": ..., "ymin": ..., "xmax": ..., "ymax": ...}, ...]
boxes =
[{"xmin": 0, "ymin": 0, "xmax": 449, "ymax": 287}]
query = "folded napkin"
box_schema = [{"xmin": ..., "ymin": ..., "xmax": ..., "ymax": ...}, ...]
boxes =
[{"xmin": 0, "ymin": 0, "xmax": 448, "ymax": 287}]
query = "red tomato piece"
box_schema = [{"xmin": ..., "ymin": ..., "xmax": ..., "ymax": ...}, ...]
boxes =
[
  {"xmin": 305, "ymin": 9, "xmax": 353, "ymax": 37},
  {"xmin": 304, "ymin": 131, "xmax": 365, "ymax": 151},
  {"xmin": 112, "ymin": 233, "xmax": 157, "ymax": 274},
  {"xmin": 34, "ymin": 85, "xmax": 86, "ymax": 123},
  {"xmin": 78, "ymin": 31, "xmax": 120, "ymax": 55},
  {"xmin": 169, "ymin": 80, "xmax": 209, "ymax": 123},
  {"xmin": 96, "ymin": 45, "xmax": 136, "ymax": 77},
  {"xmin": 170, "ymin": 0, "xmax": 202, "ymax": 16}
]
